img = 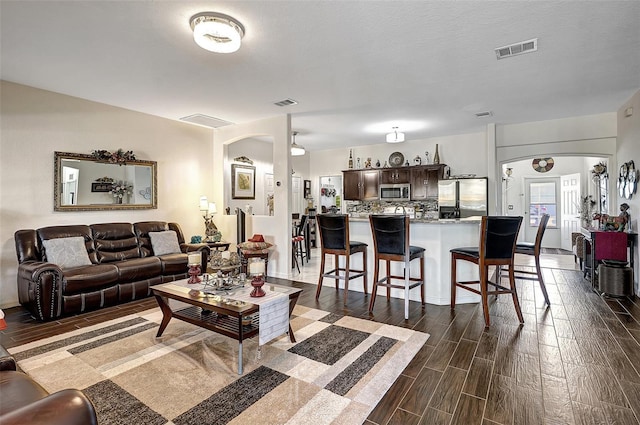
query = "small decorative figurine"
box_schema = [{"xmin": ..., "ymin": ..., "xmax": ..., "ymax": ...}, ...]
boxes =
[
  {"xmin": 425, "ymin": 151, "xmax": 431, "ymax": 164},
  {"xmin": 375, "ymin": 159, "xmax": 381, "ymax": 167},
  {"xmin": 365, "ymin": 157, "xmax": 372, "ymax": 168},
  {"xmin": 356, "ymin": 157, "xmax": 361, "ymax": 169},
  {"xmin": 619, "ymin": 203, "xmax": 630, "ymax": 231},
  {"xmin": 414, "ymin": 155, "xmax": 422, "ymax": 165}
]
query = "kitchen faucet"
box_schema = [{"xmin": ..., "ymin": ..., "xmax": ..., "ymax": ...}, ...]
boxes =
[{"xmin": 395, "ymin": 205, "xmax": 406, "ymax": 215}]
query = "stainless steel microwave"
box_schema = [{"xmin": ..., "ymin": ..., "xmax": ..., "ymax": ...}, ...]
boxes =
[{"xmin": 379, "ymin": 184, "xmax": 411, "ymax": 201}]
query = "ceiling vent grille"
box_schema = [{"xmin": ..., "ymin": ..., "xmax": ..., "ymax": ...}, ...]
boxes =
[
  {"xmin": 474, "ymin": 111, "xmax": 493, "ymax": 118},
  {"xmin": 495, "ymin": 38, "xmax": 537, "ymax": 60},
  {"xmin": 179, "ymin": 114, "xmax": 232, "ymax": 128},
  {"xmin": 274, "ymin": 98, "xmax": 298, "ymax": 107}
]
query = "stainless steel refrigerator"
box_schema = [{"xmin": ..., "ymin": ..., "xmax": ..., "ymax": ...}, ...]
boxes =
[{"xmin": 438, "ymin": 178, "xmax": 488, "ymax": 219}]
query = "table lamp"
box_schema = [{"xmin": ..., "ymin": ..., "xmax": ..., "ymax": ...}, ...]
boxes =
[{"xmin": 199, "ymin": 196, "xmax": 222, "ymax": 242}]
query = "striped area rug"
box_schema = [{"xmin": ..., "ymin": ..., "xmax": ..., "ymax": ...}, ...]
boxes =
[{"xmin": 10, "ymin": 305, "xmax": 429, "ymax": 425}]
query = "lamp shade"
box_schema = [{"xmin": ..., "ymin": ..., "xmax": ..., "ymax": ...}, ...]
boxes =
[
  {"xmin": 208, "ymin": 202, "xmax": 217, "ymax": 214},
  {"xmin": 199, "ymin": 196, "xmax": 209, "ymax": 211},
  {"xmin": 386, "ymin": 128, "xmax": 405, "ymax": 143},
  {"xmin": 190, "ymin": 12, "xmax": 245, "ymax": 53}
]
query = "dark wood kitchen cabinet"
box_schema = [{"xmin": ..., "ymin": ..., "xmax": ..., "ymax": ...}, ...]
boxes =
[
  {"xmin": 380, "ymin": 168, "xmax": 410, "ymax": 184},
  {"xmin": 343, "ymin": 169, "xmax": 379, "ymax": 200},
  {"xmin": 410, "ymin": 165, "xmax": 445, "ymax": 200}
]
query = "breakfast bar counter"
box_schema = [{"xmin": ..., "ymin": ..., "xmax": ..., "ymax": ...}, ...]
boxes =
[{"xmin": 320, "ymin": 218, "xmax": 482, "ymax": 305}]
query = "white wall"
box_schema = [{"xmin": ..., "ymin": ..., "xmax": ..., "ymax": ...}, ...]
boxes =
[
  {"xmin": 213, "ymin": 116, "xmax": 292, "ymax": 279},
  {"xmin": 617, "ymin": 90, "xmax": 640, "ymax": 294},
  {"xmin": 502, "ymin": 156, "xmax": 607, "ymax": 247},
  {"xmin": 0, "ymin": 81, "xmax": 214, "ymax": 308},
  {"xmin": 226, "ymin": 138, "xmax": 273, "ymax": 216}
]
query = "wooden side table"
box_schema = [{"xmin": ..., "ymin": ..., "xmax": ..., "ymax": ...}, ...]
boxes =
[
  {"xmin": 239, "ymin": 250, "xmax": 269, "ymax": 276},
  {"xmin": 206, "ymin": 241, "xmax": 231, "ymax": 251}
]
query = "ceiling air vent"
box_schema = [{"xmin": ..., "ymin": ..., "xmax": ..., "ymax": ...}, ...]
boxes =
[
  {"xmin": 495, "ymin": 38, "xmax": 538, "ymax": 60},
  {"xmin": 179, "ymin": 114, "xmax": 232, "ymax": 128},
  {"xmin": 474, "ymin": 111, "xmax": 493, "ymax": 118},
  {"xmin": 274, "ymin": 98, "xmax": 298, "ymax": 107}
]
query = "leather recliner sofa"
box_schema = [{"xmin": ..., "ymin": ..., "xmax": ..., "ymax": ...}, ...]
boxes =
[
  {"xmin": 0, "ymin": 344, "xmax": 98, "ymax": 425},
  {"xmin": 14, "ymin": 221, "xmax": 209, "ymax": 321}
]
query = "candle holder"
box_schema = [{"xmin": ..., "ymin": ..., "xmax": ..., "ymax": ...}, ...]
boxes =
[
  {"xmin": 187, "ymin": 263, "xmax": 202, "ymax": 284},
  {"xmin": 250, "ymin": 275, "xmax": 265, "ymax": 297}
]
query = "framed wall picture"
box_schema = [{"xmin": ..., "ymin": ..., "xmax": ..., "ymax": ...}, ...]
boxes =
[
  {"xmin": 91, "ymin": 182, "xmax": 111, "ymax": 192},
  {"xmin": 232, "ymin": 164, "xmax": 256, "ymax": 199},
  {"xmin": 303, "ymin": 179, "xmax": 311, "ymax": 198}
]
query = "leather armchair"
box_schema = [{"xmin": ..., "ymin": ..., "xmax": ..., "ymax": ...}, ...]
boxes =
[{"xmin": 0, "ymin": 344, "xmax": 98, "ymax": 425}]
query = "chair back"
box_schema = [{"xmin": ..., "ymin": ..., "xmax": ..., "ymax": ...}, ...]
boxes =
[
  {"xmin": 369, "ymin": 215, "xmax": 409, "ymax": 256},
  {"xmin": 534, "ymin": 214, "xmax": 550, "ymax": 251},
  {"xmin": 295, "ymin": 215, "xmax": 309, "ymax": 237},
  {"xmin": 317, "ymin": 214, "xmax": 349, "ymax": 251},
  {"xmin": 481, "ymin": 216, "xmax": 523, "ymax": 260}
]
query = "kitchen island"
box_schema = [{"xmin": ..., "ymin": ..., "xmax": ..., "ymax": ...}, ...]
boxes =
[{"xmin": 318, "ymin": 217, "xmax": 482, "ymax": 305}]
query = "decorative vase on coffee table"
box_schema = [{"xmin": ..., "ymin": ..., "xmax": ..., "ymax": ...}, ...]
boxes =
[{"xmin": 250, "ymin": 275, "xmax": 265, "ymax": 297}]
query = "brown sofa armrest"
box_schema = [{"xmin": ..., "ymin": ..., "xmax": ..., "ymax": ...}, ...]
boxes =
[
  {"xmin": 0, "ymin": 344, "xmax": 17, "ymax": 371},
  {"xmin": 0, "ymin": 389, "xmax": 98, "ymax": 425},
  {"xmin": 17, "ymin": 262, "xmax": 64, "ymax": 321}
]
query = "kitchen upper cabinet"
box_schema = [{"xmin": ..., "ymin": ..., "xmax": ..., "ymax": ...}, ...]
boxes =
[
  {"xmin": 410, "ymin": 165, "xmax": 445, "ymax": 200},
  {"xmin": 380, "ymin": 168, "xmax": 410, "ymax": 184},
  {"xmin": 343, "ymin": 169, "xmax": 380, "ymax": 200}
]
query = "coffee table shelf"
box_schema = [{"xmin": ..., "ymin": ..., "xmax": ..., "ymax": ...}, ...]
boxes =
[{"xmin": 173, "ymin": 305, "xmax": 259, "ymax": 340}]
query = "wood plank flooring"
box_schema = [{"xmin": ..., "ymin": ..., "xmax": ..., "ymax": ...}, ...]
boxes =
[{"xmin": 2, "ymin": 267, "xmax": 640, "ymax": 424}]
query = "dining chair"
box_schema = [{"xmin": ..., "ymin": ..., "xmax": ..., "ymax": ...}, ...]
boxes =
[
  {"xmin": 450, "ymin": 216, "xmax": 523, "ymax": 328},
  {"xmin": 369, "ymin": 215, "xmax": 425, "ymax": 320},
  {"xmin": 315, "ymin": 214, "xmax": 368, "ymax": 303}
]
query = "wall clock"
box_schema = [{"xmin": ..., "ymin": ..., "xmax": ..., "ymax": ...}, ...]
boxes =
[{"xmin": 532, "ymin": 157, "xmax": 554, "ymax": 173}]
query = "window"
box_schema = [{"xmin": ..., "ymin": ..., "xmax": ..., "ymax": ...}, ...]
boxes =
[{"xmin": 529, "ymin": 181, "xmax": 557, "ymax": 227}]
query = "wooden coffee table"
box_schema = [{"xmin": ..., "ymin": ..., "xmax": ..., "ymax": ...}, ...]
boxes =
[{"xmin": 151, "ymin": 280, "xmax": 302, "ymax": 374}]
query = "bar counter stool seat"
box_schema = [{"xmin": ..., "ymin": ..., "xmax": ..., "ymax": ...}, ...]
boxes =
[
  {"xmin": 315, "ymin": 214, "xmax": 368, "ymax": 303},
  {"xmin": 450, "ymin": 216, "xmax": 523, "ymax": 328},
  {"xmin": 369, "ymin": 215, "xmax": 425, "ymax": 320}
]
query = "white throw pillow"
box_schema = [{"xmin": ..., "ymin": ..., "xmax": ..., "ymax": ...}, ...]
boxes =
[
  {"xmin": 149, "ymin": 230, "xmax": 181, "ymax": 256},
  {"xmin": 42, "ymin": 236, "xmax": 92, "ymax": 269}
]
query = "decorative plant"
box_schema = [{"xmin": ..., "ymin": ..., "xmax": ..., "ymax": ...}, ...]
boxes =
[
  {"xmin": 92, "ymin": 149, "xmax": 136, "ymax": 165},
  {"xmin": 578, "ymin": 195, "xmax": 597, "ymax": 226},
  {"xmin": 591, "ymin": 161, "xmax": 607, "ymax": 179},
  {"xmin": 109, "ymin": 181, "xmax": 133, "ymax": 200}
]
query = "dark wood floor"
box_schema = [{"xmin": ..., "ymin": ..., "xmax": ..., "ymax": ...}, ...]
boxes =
[{"xmin": 2, "ymin": 267, "xmax": 640, "ymax": 425}]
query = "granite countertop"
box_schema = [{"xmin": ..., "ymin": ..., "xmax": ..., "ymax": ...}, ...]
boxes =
[{"xmin": 348, "ymin": 216, "xmax": 481, "ymax": 224}]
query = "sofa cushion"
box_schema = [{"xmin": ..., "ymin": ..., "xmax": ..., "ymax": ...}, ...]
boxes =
[
  {"xmin": 92, "ymin": 223, "xmax": 141, "ymax": 262},
  {"xmin": 114, "ymin": 257, "xmax": 162, "ymax": 282},
  {"xmin": 62, "ymin": 264, "xmax": 119, "ymax": 295},
  {"xmin": 149, "ymin": 231, "xmax": 181, "ymax": 255},
  {"xmin": 37, "ymin": 225, "xmax": 97, "ymax": 264},
  {"xmin": 157, "ymin": 253, "xmax": 189, "ymax": 275},
  {"xmin": 41, "ymin": 237, "xmax": 92, "ymax": 270},
  {"xmin": 134, "ymin": 221, "xmax": 170, "ymax": 257},
  {"xmin": 237, "ymin": 241, "xmax": 273, "ymax": 250}
]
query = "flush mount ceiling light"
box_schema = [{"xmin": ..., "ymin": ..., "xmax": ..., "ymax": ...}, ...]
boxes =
[
  {"xmin": 291, "ymin": 131, "xmax": 305, "ymax": 156},
  {"xmin": 386, "ymin": 127, "xmax": 405, "ymax": 143},
  {"xmin": 190, "ymin": 12, "xmax": 245, "ymax": 53}
]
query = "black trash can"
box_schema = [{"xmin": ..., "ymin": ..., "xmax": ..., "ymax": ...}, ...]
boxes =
[{"xmin": 598, "ymin": 262, "xmax": 633, "ymax": 297}]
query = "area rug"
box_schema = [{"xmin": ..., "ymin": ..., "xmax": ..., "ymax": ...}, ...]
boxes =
[{"xmin": 9, "ymin": 305, "xmax": 429, "ymax": 425}]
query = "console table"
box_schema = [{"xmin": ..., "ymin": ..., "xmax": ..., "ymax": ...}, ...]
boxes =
[{"xmin": 581, "ymin": 228, "xmax": 637, "ymax": 290}]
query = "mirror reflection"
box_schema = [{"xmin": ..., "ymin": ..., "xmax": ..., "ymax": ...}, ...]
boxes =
[{"xmin": 54, "ymin": 151, "xmax": 157, "ymax": 211}]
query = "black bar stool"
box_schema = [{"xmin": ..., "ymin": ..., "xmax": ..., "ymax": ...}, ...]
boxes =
[
  {"xmin": 369, "ymin": 215, "xmax": 425, "ymax": 320},
  {"xmin": 511, "ymin": 213, "xmax": 551, "ymax": 305},
  {"xmin": 315, "ymin": 214, "xmax": 368, "ymax": 303},
  {"xmin": 450, "ymin": 216, "xmax": 523, "ymax": 328}
]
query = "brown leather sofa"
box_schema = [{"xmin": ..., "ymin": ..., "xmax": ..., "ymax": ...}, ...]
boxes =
[
  {"xmin": 15, "ymin": 221, "xmax": 209, "ymax": 321},
  {"xmin": 0, "ymin": 344, "xmax": 98, "ymax": 425}
]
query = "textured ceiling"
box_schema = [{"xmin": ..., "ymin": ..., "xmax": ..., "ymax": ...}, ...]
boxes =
[{"xmin": 1, "ymin": 1, "xmax": 639, "ymax": 151}]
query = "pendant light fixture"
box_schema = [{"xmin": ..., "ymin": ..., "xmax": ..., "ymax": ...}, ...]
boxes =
[
  {"xmin": 291, "ymin": 131, "xmax": 306, "ymax": 156},
  {"xmin": 386, "ymin": 127, "xmax": 405, "ymax": 143},
  {"xmin": 190, "ymin": 12, "xmax": 245, "ymax": 53}
]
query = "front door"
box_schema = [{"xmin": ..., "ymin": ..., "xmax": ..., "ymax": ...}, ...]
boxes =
[
  {"xmin": 524, "ymin": 178, "xmax": 559, "ymax": 244},
  {"xmin": 560, "ymin": 173, "xmax": 581, "ymax": 250}
]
